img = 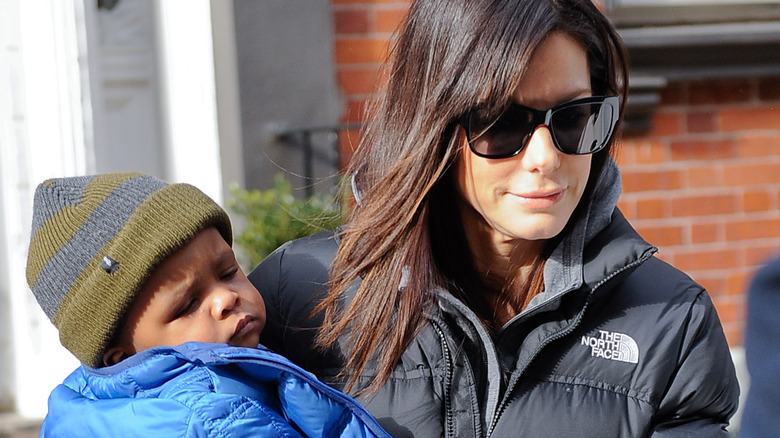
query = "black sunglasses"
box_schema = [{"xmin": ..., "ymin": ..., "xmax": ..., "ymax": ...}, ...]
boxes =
[{"xmin": 459, "ymin": 95, "xmax": 620, "ymax": 159}]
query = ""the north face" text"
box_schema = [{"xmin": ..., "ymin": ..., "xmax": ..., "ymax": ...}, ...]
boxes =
[{"xmin": 581, "ymin": 330, "xmax": 639, "ymax": 364}]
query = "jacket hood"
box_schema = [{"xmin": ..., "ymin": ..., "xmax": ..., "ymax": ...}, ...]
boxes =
[{"xmin": 533, "ymin": 157, "xmax": 634, "ymax": 310}]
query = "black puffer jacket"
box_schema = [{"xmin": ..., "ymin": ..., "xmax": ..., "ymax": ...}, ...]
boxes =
[{"xmin": 249, "ymin": 161, "xmax": 739, "ymax": 437}]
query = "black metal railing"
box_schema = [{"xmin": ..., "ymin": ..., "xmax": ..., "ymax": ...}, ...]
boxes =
[{"xmin": 271, "ymin": 122, "xmax": 363, "ymax": 198}]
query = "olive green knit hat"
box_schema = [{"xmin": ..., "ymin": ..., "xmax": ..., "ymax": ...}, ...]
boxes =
[{"xmin": 25, "ymin": 172, "xmax": 232, "ymax": 367}]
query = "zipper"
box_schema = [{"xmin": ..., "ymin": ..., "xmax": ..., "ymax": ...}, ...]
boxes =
[
  {"xmin": 484, "ymin": 250, "xmax": 655, "ymax": 437},
  {"xmin": 432, "ymin": 321, "xmax": 456, "ymax": 438},
  {"xmin": 435, "ymin": 290, "xmax": 503, "ymax": 435}
]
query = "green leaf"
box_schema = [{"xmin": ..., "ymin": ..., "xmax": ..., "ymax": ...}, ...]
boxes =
[{"xmin": 227, "ymin": 174, "xmax": 346, "ymax": 268}]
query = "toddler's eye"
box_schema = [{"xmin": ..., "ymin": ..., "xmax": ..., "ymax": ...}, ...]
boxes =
[
  {"xmin": 220, "ymin": 267, "xmax": 239, "ymax": 281},
  {"xmin": 173, "ymin": 298, "xmax": 198, "ymax": 319}
]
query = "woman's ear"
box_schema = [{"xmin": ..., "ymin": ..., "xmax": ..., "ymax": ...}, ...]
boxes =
[{"xmin": 102, "ymin": 345, "xmax": 131, "ymax": 367}]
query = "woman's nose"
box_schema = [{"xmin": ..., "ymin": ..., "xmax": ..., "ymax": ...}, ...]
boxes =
[
  {"xmin": 210, "ymin": 288, "xmax": 239, "ymax": 319},
  {"xmin": 521, "ymin": 126, "xmax": 560, "ymax": 172}
]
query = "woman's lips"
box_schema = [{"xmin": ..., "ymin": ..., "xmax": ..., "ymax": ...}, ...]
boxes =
[{"xmin": 511, "ymin": 189, "xmax": 564, "ymax": 209}]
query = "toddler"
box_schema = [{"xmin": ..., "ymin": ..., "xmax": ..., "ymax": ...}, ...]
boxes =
[{"xmin": 26, "ymin": 172, "xmax": 388, "ymax": 438}]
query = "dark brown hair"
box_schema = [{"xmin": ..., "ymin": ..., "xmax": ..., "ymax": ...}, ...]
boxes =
[{"xmin": 315, "ymin": 0, "xmax": 629, "ymax": 395}]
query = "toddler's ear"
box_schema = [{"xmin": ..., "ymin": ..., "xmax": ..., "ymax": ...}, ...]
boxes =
[{"xmin": 102, "ymin": 345, "xmax": 131, "ymax": 366}]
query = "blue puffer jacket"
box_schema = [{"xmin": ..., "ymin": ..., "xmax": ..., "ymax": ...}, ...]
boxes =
[{"xmin": 41, "ymin": 342, "xmax": 390, "ymax": 437}]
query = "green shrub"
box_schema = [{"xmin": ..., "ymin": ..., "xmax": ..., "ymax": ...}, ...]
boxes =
[{"xmin": 227, "ymin": 174, "xmax": 346, "ymax": 268}]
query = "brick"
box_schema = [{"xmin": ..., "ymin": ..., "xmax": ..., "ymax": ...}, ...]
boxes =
[
  {"xmin": 613, "ymin": 144, "xmax": 631, "ymax": 166},
  {"xmin": 647, "ymin": 111, "xmax": 683, "ymax": 137},
  {"xmin": 721, "ymin": 106, "xmax": 780, "ymax": 132},
  {"xmin": 691, "ymin": 222, "xmax": 721, "ymax": 244},
  {"xmin": 376, "ymin": 7, "xmax": 409, "ymax": 33},
  {"xmin": 673, "ymin": 247, "xmax": 740, "ymax": 272},
  {"xmin": 696, "ymin": 274, "xmax": 727, "ymax": 297},
  {"xmin": 689, "ymin": 78, "xmax": 753, "ymax": 105},
  {"xmin": 335, "ymin": 38, "xmax": 390, "ymax": 64},
  {"xmin": 686, "ymin": 111, "xmax": 717, "ymax": 133},
  {"xmin": 745, "ymin": 243, "xmax": 780, "ymax": 266},
  {"xmin": 669, "ymin": 138, "xmax": 737, "ymax": 161},
  {"xmin": 712, "ymin": 297, "xmax": 744, "ymax": 338},
  {"xmin": 635, "ymin": 198, "xmax": 668, "ymax": 219},
  {"xmin": 726, "ymin": 270, "xmax": 753, "ymax": 297},
  {"xmin": 726, "ymin": 217, "xmax": 780, "ymax": 241},
  {"xmin": 743, "ymin": 189, "xmax": 773, "ymax": 213},
  {"xmin": 724, "ymin": 162, "xmax": 780, "ymax": 186},
  {"xmin": 655, "ymin": 248, "xmax": 675, "ymax": 265},
  {"xmin": 621, "ymin": 129, "xmax": 648, "ymax": 142},
  {"xmin": 625, "ymin": 140, "xmax": 667, "ymax": 165},
  {"xmin": 671, "ymin": 193, "xmax": 738, "ymax": 217},
  {"xmin": 715, "ymin": 295, "xmax": 745, "ymax": 320},
  {"xmin": 616, "ymin": 198, "xmax": 635, "ymax": 219},
  {"xmin": 621, "ymin": 169, "xmax": 684, "ymax": 193},
  {"xmin": 737, "ymin": 133, "xmax": 780, "ymax": 158},
  {"xmin": 334, "ymin": 9, "xmax": 370, "ymax": 34},
  {"xmin": 337, "ymin": 67, "xmax": 380, "ymax": 95},
  {"xmin": 687, "ymin": 165, "xmax": 723, "ymax": 189},
  {"xmin": 635, "ymin": 225, "xmax": 684, "ymax": 247}
]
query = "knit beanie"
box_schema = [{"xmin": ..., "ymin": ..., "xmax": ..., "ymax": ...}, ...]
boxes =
[{"xmin": 25, "ymin": 172, "xmax": 232, "ymax": 367}]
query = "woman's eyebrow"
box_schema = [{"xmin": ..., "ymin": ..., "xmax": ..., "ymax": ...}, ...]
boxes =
[{"xmin": 515, "ymin": 88, "xmax": 593, "ymax": 109}]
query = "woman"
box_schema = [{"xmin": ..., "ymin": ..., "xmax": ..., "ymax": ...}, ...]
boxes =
[{"xmin": 249, "ymin": 0, "xmax": 739, "ymax": 436}]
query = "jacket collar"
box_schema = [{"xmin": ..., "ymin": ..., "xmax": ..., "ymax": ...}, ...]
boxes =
[{"xmin": 531, "ymin": 158, "xmax": 653, "ymax": 312}]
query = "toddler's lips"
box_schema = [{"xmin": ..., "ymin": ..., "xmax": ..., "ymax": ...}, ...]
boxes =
[{"xmin": 230, "ymin": 316, "xmax": 259, "ymax": 344}]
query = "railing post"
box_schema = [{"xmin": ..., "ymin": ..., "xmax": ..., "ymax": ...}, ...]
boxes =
[{"xmin": 302, "ymin": 130, "xmax": 313, "ymax": 198}]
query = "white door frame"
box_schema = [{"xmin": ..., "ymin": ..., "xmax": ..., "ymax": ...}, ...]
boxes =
[{"xmin": 0, "ymin": 0, "xmax": 236, "ymax": 418}]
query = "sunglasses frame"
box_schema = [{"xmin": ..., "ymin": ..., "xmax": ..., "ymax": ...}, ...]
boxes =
[{"xmin": 459, "ymin": 95, "xmax": 620, "ymax": 159}]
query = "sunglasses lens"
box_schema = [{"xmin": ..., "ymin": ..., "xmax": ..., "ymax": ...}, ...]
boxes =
[
  {"xmin": 550, "ymin": 100, "xmax": 616, "ymax": 154},
  {"xmin": 463, "ymin": 96, "xmax": 618, "ymax": 158},
  {"xmin": 466, "ymin": 106, "xmax": 536, "ymax": 158}
]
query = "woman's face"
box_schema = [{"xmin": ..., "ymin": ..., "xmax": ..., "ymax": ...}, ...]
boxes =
[{"xmin": 454, "ymin": 32, "xmax": 593, "ymax": 249}]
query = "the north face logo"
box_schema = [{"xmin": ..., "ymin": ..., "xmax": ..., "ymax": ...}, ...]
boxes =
[{"xmin": 581, "ymin": 330, "xmax": 639, "ymax": 364}]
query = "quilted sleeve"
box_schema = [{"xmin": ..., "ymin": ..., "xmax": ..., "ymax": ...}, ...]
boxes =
[
  {"xmin": 649, "ymin": 290, "xmax": 740, "ymax": 437},
  {"xmin": 277, "ymin": 372, "xmax": 391, "ymax": 438}
]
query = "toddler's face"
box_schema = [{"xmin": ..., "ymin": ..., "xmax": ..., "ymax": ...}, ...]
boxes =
[{"xmin": 104, "ymin": 226, "xmax": 265, "ymax": 365}]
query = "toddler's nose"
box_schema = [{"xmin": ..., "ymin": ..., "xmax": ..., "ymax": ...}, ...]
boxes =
[{"xmin": 210, "ymin": 288, "xmax": 239, "ymax": 319}]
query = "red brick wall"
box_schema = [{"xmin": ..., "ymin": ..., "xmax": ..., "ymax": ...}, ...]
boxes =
[
  {"xmin": 330, "ymin": 0, "xmax": 780, "ymax": 347},
  {"xmin": 618, "ymin": 78, "xmax": 780, "ymax": 346},
  {"xmin": 331, "ymin": 0, "xmax": 410, "ymax": 164}
]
